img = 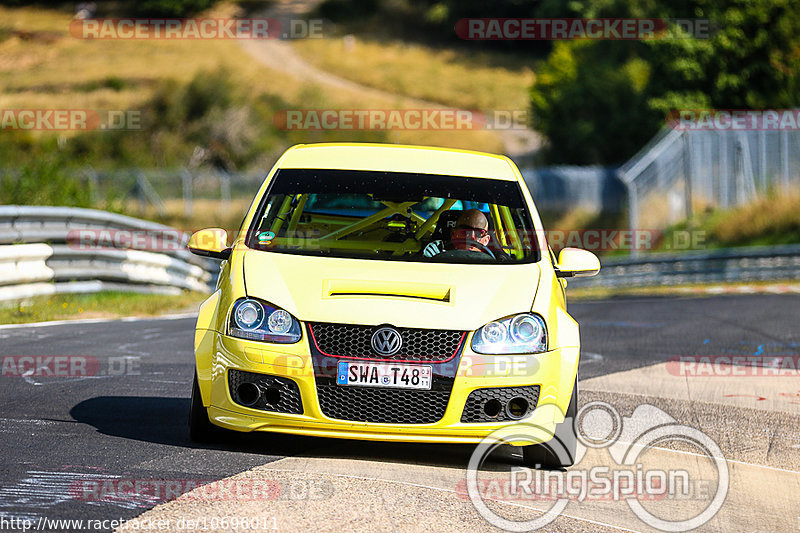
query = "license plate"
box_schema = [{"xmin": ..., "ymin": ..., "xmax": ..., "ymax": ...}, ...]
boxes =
[{"xmin": 336, "ymin": 361, "xmax": 432, "ymax": 390}]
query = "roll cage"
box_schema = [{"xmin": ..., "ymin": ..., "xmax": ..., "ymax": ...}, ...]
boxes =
[{"xmin": 246, "ymin": 169, "xmax": 538, "ymax": 262}]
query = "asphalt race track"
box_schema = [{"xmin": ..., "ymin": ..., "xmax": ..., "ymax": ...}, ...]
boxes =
[{"xmin": 0, "ymin": 294, "xmax": 798, "ymax": 532}]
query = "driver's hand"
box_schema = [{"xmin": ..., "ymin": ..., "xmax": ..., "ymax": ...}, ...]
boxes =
[{"xmin": 423, "ymin": 240, "xmax": 445, "ymax": 257}]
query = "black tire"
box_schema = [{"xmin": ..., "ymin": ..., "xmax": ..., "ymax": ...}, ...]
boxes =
[
  {"xmin": 522, "ymin": 377, "xmax": 578, "ymax": 468},
  {"xmin": 189, "ymin": 371, "xmax": 220, "ymax": 443}
]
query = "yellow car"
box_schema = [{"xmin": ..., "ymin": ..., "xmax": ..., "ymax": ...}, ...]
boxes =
[{"xmin": 188, "ymin": 143, "xmax": 600, "ymax": 467}]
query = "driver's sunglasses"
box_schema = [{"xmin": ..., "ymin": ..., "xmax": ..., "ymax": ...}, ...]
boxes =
[{"xmin": 454, "ymin": 225, "xmax": 489, "ymax": 238}]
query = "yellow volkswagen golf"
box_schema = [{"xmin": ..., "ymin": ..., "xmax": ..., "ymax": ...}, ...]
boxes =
[{"xmin": 188, "ymin": 143, "xmax": 599, "ymax": 467}]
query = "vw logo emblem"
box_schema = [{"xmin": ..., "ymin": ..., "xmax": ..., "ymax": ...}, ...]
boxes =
[{"xmin": 371, "ymin": 327, "xmax": 403, "ymax": 356}]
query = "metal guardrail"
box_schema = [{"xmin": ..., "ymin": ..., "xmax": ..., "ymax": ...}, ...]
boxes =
[
  {"xmin": 0, "ymin": 206, "xmax": 218, "ymax": 301},
  {"xmin": 569, "ymin": 244, "xmax": 800, "ymax": 288},
  {"xmin": 0, "ymin": 205, "xmax": 204, "ymax": 262}
]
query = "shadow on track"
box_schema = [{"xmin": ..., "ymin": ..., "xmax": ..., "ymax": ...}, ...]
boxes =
[
  {"xmin": 69, "ymin": 396, "xmax": 520, "ymax": 471},
  {"xmin": 70, "ymin": 396, "xmax": 318, "ymax": 456}
]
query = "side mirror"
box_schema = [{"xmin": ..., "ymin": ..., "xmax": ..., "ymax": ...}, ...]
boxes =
[
  {"xmin": 188, "ymin": 228, "xmax": 231, "ymax": 260},
  {"xmin": 555, "ymin": 247, "xmax": 600, "ymax": 278}
]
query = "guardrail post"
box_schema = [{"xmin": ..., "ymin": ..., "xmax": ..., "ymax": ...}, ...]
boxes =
[
  {"xmin": 781, "ymin": 129, "xmax": 790, "ymax": 191},
  {"xmin": 181, "ymin": 168, "xmax": 193, "ymax": 218},
  {"xmin": 682, "ymin": 131, "xmax": 692, "ymax": 221},
  {"xmin": 136, "ymin": 171, "xmax": 167, "ymax": 217},
  {"xmin": 627, "ymin": 181, "xmax": 640, "ymax": 258},
  {"xmin": 758, "ymin": 130, "xmax": 767, "ymax": 191},
  {"xmin": 135, "ymin": 171, "xmax": 146, "ymax": 215},
  {"xmin": 720, "ymin": 131, "xmax": 729, "ymax": 208},
  {"xmin": 219, "ymin": 170, "xmax": 231, "ymax": 212},
  {"xmin": 85, "ymin": 167, "xmax": 99, "ymax": 205},
  {"xmin": 738, "ymin": 131, "xmax": 757, "ymax": 202}
]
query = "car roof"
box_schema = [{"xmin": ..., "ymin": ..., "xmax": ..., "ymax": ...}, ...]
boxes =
[{"xmin": 277, "ymin": 143, "xmax": 520, "ymax": 181}]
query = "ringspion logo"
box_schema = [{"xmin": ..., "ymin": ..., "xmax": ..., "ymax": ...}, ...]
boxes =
[{"xmin": 465, "ymin": 402, "xmax": 729, "ymax": 531}]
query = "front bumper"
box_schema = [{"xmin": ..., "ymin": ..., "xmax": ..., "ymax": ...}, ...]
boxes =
[{"xmin": 199, "ymin": 332, "xmax": 578, "ymax": 446}]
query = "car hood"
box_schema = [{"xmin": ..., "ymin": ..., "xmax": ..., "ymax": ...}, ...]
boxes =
[{"xmin": 243, "ymin": 250, "xmax": 541, "ymax": 331}]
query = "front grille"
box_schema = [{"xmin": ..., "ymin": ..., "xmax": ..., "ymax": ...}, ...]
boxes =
[
  {"xmin": 461, "ymin": 385, "xmax": 540, "ymax": 423},
  {"xmin": 228, "ymin": 369, "xmax": 303, "ymax": 414},
  {"xmin": 316, "ymin": 384, "xmax": 450, "ymax": 424},
  {"xmin": 309, "ymin": 322, "xmax": 464, "ymax": 362}
]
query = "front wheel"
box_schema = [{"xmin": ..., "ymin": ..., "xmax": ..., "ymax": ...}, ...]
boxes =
[
  {"xmin": 521, "ymin": 377, "xmax": 578, "ymax": 468},
  {"xmin": 189, "ymin": 371, "xmax": 221, "ymax": 442}
]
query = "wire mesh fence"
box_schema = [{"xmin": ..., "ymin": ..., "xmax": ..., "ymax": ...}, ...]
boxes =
[
  {"xmin": 620, "ymin": 127, "xmax": 800, "ymax": 251},
  {"xmin": 64, "ymin": 168, "xmax": 267, "ymax": 219}
]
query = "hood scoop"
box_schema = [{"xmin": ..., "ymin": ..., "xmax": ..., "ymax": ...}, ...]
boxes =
[{"xmin": 324, "ymin": 279, "xmax": 453, "ymax": 303}]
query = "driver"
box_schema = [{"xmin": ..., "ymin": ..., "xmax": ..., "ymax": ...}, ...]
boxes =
[
  {"xmin": 432, "ymin": 209, "xmax": 494, "ymax": 261},
  {"xmin": 451, "ymin": 209, "xmax": 491, "ymax": 252}
]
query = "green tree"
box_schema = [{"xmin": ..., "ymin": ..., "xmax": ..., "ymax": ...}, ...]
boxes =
[
  {"xmin": 530, "ymin": 0, "xmax": 800, "ymax": 165},
  {"xmin": 531, "ymin": 41, "xmax": 659, "ymax": 164}
]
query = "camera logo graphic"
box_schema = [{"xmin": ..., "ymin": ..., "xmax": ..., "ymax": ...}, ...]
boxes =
[{"xmin": 465, "ymin": 401, "xmax": 729, "ymax": 531}]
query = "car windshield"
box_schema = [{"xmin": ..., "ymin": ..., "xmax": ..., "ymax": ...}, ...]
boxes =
[{"xmin": 247, "ymin": 169, "xmax": 540, "ymax": 263}]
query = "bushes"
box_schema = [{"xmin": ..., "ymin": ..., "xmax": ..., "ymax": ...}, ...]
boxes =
[
  {"xmin": 0, "ymin": 156, "xmax": 92, "ymax": 207},
  {"xmin": 530, "ymin": 0, "xmax": 800, "ymax": 165},
  {"xmin": 318, "ymin": 0, "xmax": 380, "ymax": 20},
  {"xmin": 134, "ymin": 0, "xmax": 218, "ymax": 17},
  {"xmin": 5, "ymin": 67, "xmax": 388, "ymax": 176},
  {"xmin": 0, "ymin": 0, "xmax": 219, "ymax": 16},
  {"xmin": 530, "ymin": 41, "xmax": 661, "ymax": 165},
  {"xmin": 64, "ymin": 68, "xmax": 277, "ymax": 170}
]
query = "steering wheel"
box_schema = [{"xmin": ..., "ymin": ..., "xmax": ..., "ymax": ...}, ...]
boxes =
[{"xmin": 464, "ymin": 239, "xmax": 496, "ymax": 259}]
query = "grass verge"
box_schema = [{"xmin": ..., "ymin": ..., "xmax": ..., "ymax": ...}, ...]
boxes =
[
  {"xmin": 645, "ymin": 192, "xmax": 800, "ymax": 253},
  {"xmin": 0, "ymin": 3, "xmax": 506, "ymax": 158},
  {"xmin": 0, "ymin": 4, "xmax": 298, "ymax": 115},
  {"xmin": 0, "ymin": 291, "xmax": 207, "ymax": 325}
]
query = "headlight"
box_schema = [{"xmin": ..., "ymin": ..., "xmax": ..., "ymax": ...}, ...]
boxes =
[
  {"xmin": 471, "ymin": 313, "xmax": 547, "ymax": 354},
  {"xmin": 228, "ymin": 298, "xmax": 302, "ymax": 343}
]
